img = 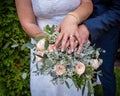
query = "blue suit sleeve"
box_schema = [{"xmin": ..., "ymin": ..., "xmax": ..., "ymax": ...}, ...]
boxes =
[{"xmin": 84, "ymin": 0, "xmax": 120, "ymax": 43}]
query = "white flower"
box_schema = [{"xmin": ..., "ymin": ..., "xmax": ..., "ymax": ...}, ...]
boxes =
[
  {"xmin": 91, "ymin": 59, "xmax": 100, "ymax": 69},
  {"xmin": 55, "ymin": 64, "xmax": 66, "ymax": 76},
  {"xmin": 37, "ymin": 38, "xmax": 46, "ymax": 51},
  {"xmin": 36, "ymin": 51, "xmax": 44, "ymax": 62},
  {"xmin": 75, "ymin": 62, "xmax": 85, "ymax": 75}
]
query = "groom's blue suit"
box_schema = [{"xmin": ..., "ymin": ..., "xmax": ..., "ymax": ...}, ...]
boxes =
[{"xmin": 84, "ymin": 0, "xmax": 120, "ymax": 96}]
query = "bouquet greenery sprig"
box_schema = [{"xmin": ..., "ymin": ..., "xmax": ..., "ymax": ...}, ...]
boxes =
[{"xmin": 25, "ymin": 25, "xmax": 104, "ymax": 96}]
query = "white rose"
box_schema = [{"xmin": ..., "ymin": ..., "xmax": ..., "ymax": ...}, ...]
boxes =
[
  {"xmin": 91, "ymin": 59, "xmax": 100, "ymax": 69},
  {"xmin": 75, "ymin": 62, "xmax": 85, "ymax": 75},
  {"xmin": 37, "ymin": 39, "xmax": 46, "ymax": 51}
]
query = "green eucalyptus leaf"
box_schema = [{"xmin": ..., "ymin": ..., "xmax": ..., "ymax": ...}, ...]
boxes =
[
  {"xmin": 65, "ymin": 81, "xmax": 70, "ymax": 89},
  {"xmin": 50, "ymin": 25, "xmax": 55, "ymax": 34},
  {"xmin": 45, "ymin": 40, "xmax": 49, "ymax": 49},
  {"xmin": 21, "ymin": 72, "xmax": 27, "ymax": 80},
  {"xmin": 21, "ymin": 42, "xmax": 34, "ymax": 50},
  {"xmin": 82, "ymin": 83, "xmax": 86, "ymax": 96},
  {"xmin": 35, "ymin": 36, "xmax": 44, "ymax": 42},
  {"xmin": 43, "ymin": 24, "xmax": 50, "ymax": 33},
  {"xmin": 36, "ymin": 63, "xmax": 40, "ymax": 70},
  {"xmin": 11, "ymin": 43, "xmax": 19, "ymax": 48}
]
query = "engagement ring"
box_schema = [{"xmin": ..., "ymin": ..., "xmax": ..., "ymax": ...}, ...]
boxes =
[{"xmin": 70, "ymin": 35, "xmax": 74, "ymax": 38}]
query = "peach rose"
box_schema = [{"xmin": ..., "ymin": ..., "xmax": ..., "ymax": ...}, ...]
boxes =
[
  {"xmin": 48, "ymin": 44, "xmax": 55, "ymax": 53},
  {"xmin": 36, "ymin": 51, "xmax": 44, "ymax": 62},
  {"xmin": 37, "ymin": 39, "xmax": 46, "ymax": 51},
  {"xmin": 91, "ymin": 59, "xmax": 100, "ymax": 69},
  {"xmin": 75, "ymin": 62, "xmax": 85, "ymax": 75},
  {"xmin": 55, "ymin": 64, "xmax": 66, "ymax": 76}
]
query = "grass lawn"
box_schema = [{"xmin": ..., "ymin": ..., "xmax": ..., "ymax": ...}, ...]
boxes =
[{"xmin": 94, "ymin": 67, "xmax": 120, "ymax": 96}]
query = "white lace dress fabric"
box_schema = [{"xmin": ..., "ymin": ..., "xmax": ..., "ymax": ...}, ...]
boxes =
[{"xmin": 30, "ymin": 0, "xmax": 92, "ymax": 96}]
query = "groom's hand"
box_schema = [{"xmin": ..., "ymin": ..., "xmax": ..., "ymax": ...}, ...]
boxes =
[{"xmin": 77, "ymin": 24, "xmax": 90, "ymax": 54}]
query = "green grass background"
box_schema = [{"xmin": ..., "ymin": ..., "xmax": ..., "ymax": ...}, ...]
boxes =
[{"xmin": 95, "ymin": 67, "xmax": 120, "ymax": 96}]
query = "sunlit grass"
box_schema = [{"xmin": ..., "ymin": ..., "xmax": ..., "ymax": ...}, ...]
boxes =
[{"xmin": 94, "ymin": 67, "xmax": 120, "ymax": 96}]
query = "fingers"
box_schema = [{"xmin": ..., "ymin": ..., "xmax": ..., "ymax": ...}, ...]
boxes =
[
  {"xmin": 74, "ymin": 40, "xmax": 79, "ymax": 48},
  {"xmin": 65, "ymin": 40, "xmax": 70, "ymax": 50},
  {"xmin": 61, "ymin": 34, "xmax": 69, "ymax": 51},
  {"xmin": 68, "ymin": 35, "xmax": 75, "ymax": 54},
  {"xmin": 55, "ymin": 31, "xmax": 85, "ymax": 54},
  {"xmin": 68, "ymin": 31, "xmax": 81, "ymax": 54},
  {"xmin": 75, "ymin": 31, "xmax": 81, "ymax": 46},
  {"xmin": 77, "ymin": 43, "xmax": 83, "ymax": 54},
  {"xmin": 68, "ymin": 40, "xmax": 78, "ymax": 54},
  {"xmin": 54, "ymin": 33, "xmax": 63, "ymax": 48},
  {"xmin": 76, "ymin": 39, "xmax": 86, "ymax": 54}
]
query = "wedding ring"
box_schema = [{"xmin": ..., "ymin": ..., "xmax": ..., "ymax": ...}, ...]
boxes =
[{"xmin": 70, "ymin": 35, "xmax": 74, "ymax": 38}]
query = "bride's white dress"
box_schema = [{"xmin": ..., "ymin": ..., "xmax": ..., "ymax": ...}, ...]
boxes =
[{"xmin": 30, "ymin": 0, "xmax": 92, "ymax": 96}]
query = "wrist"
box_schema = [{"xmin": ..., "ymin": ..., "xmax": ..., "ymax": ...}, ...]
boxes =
[{"xmin": 68, "ymin": 12, "xmax": 80, "ymax": 24}]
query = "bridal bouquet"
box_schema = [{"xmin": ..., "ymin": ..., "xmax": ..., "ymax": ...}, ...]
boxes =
[{"xmin": 28, "ymin": 25, "xmax": 104, "ymax": 96}]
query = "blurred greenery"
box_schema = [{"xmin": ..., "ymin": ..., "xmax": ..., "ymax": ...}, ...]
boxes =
[
  {"xmin": 116, "ymin": 67, "xmax": 120, "ymax": 96},
  {"xmin": 0, "ymin": 0, "xmax": 30, "ymax": 96},
  {"xmin": 95, "ymin": 67, "xmax": 120, "ymax": 96}
]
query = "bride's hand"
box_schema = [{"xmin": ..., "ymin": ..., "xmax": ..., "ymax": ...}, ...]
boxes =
[{"xmin": 54, "ymin": 15, "xmax": 81, "ymax": 53}]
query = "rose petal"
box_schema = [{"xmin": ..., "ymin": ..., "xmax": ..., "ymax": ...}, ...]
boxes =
[
  {"xmin": 75, "ymin": 62, "xmax": 85, "ymax": 75},
  {"xmin": 91, "ymin": 59, "xmax": 100, "ymax": 69},
  {"xmin": 55, "ymin": 64, "xmax": 66, "ymax": 76},
  {"xmin": 37, "ymin": 39, "xmax": 45, "ymax": 51}
]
